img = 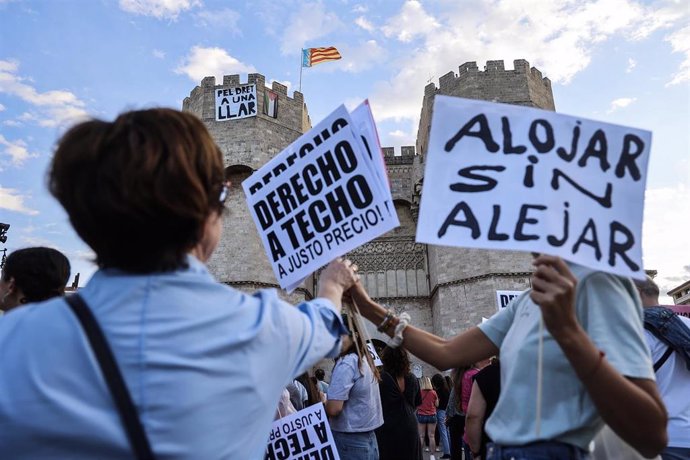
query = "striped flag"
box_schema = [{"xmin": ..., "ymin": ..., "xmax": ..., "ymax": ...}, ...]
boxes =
[{"xmin": 302, "ymin": 47, "xmax": 341, "ymax": 67}]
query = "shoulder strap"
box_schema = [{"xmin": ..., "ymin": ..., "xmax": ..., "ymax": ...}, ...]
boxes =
[
  {"xmin": 654, "ymin": 346, "xmax": 674, "ymax": 372},
  {"xmin": 66, "ymin": 294, "xmax": 155, "ymax": 460}
]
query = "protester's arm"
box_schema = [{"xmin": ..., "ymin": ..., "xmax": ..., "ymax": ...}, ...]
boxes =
[
  {"xmin": 531, "ymin": 255, "xmax": 667, "ymax": 458},
  {"xmin": 325, "ymin": 355, "xmax": 355, "ymax": 419},
  {"xmin": 349, "ymin": 281, "xmax": 498, "ymax": 370},
  {"xmin": 325, "ymin": 400, "xmax": 344, "ymax": 418},
  {"xmin": 465, "ymin": 381, "xmax": 486, "ymax": 458}
]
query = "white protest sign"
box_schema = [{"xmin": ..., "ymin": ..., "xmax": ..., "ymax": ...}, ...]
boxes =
[
  {"xmin": 215, "ymin": 83, "xmax": 257, "ymax": 121},
  {"xmin": 417, "ymin": 96, "xmax": 651, "ymax": 280},
  {"xmin": 495, "ymin": 290, "xmax": 523, "ymax": 311},
  {"xmin": 265, "ymin": 403, "xmax": 339, "ymax": 460},
  {"xmin": 244, "ymin": 104, "xmax": 399, "ymax": 291},
  {"xmin": 366, "ymin": 341, "xmax": 383, "ymax": 367}
]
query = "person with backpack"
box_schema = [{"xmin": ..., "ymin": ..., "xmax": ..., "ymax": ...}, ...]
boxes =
[{"xmin": 635, "ymin": 276, "xmax": 690, "ymax": 460}]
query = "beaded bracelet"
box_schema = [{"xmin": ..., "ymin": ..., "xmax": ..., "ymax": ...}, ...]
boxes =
[{"xmin": 377, "ymin": 309, "xmax": 394, "ymax": 333}]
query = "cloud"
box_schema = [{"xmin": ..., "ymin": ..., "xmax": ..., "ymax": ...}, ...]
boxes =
[
  {"xmin": 152, "ymin": 49, "xmax": 166, "ymax": 59},
  {"xmin": 0, "ymin": 134, "xmax": 38, "ymax": 166},
  {"xmin": 368, "ymin": 0, "xmax": 688, "ymax": 124},
  {"xmin": 328, "ymin": 40, "xmax": 386, "ymax": 73},
  {"xmin": 2, "ymin": 120, "xmax": 21, "ymax": 127},
  {"xmin": 118, "ymin": 0, "xmax": 200, "ymax": 20},
  {"xmin": 0, "ymin": 103, "xmax": 5, "ymax": 111},
  {"xmin": 626, "ymin": 58, "xmax": 637, "ymax": 73},
  {"xmin": 0, "ymin": 59, "xmax": 89, "ymax": 127},
  {"xmin": 643, "ymin": 183, "xmax": 690, "ymax": 301},
  {"xmin": 355, "ymin": 16, "xmax": 374, "ymax": 32},
  {"xmin": 175, "ymin": 46, "xmax": 256, "ymax": 82},
  {"xmin": 194, "ymin": 8, "xmax": 241, "ymax": 35},
  {"xmin": 280, "ymin": 2, "xmax": 342, "ymax": 55},
  {"xmin": 381, "ymin": 0, "xmax": 440, "ymax": 43},
  {"xmin": 0, "ymin": 186, "xmax": 38, "ymax": 215},
  {"xmin": 607, "ymin": 97, "xmax": 637, "ymax": 113},
  {"xmin": 352, "ymin": 4, "xmax": 368, "ymax": 14},
  {"xmin": 666, "ymin": 24, "xmax": 690, "ymax": 86}
]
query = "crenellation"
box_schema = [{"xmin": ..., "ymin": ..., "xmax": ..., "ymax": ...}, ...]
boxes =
[
  {"xmin": 458, "ymin": 61, "xmax": 479, "ymax": 73},
  {"xmin": 530, "ymin": 66, "xmax": 543, "ymax": 80},
  {"xmin": 223, "ymin": 75, "xmax": 240, "ymax": 86},
  {"xmin": 400, "ymin": 146, "xmax": 415, "ymax": 156},
  {"xmin": 485, "ymin": 60, "xmax": 505, "ymax": 71},
  {"xmin": 438, "ymin": 70, "xmax": 457, "ymax": 92},
  {"xmin": 382, "ymin": 147, "xmax": 395, "ymax": 157},
  {"xmin": 271, "ymin": 80, "xmax": 288, "ymax": 95}
]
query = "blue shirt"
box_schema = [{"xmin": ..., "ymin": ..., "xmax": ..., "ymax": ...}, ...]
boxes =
[
  {"xmin": 478, "ymin": 263, "xmax": 654, "ymax": 451},
  {"xmin": 327, "ymin": 353, "xmax": 383, "ymax": 433},
  {"xmin": 0, "ymin": 256, "xmax": 346, "ymax": 459}
]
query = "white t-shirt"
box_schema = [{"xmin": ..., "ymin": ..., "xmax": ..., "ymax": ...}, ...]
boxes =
[{"xmin": 645, "ymin": 314, "xmax": 690, "ymax": 448}]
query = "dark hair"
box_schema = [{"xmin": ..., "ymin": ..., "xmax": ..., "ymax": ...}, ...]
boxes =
[
  {"xmin": 381, "ymin": 346, "xmax": 411, "ymax": 378},
  {"xmin": 314, "ymin": 368, "xmax": 326, "ymax": 381},
  {"xmin": 2, "ymin": 247, "xmax": 70, "ymax": 302},
  {"xmin": 634, "ymin": 276, "xmax": 660, "ymax": 299},
  {"xmin": 431, "ymin": 373, "xmax": 449, "ymax": 393},
  {"xmin": 452, "ymin": 366, "xmax": 470, "ymax": 412},
  {"xmin": 48, "ymin": 109, "xmax": 225, "ymax": 273},
  {"xmin": 296, "ymin": 373, "xmax": 321, "ymax": 407}
]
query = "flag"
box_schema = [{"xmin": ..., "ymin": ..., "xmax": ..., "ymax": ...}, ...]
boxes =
[
  {"xmin": 302, "ymin": 47, "xmax": 341, "ymax": 68},
  {"xmin": 263, "ymin": 90, "xmax": 278, "ymax": 118}
]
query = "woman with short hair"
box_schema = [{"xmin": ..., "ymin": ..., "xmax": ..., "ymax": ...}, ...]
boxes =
[{"xmin": 0, "ymin": 108, "xmax": 359, "ymax": 459}]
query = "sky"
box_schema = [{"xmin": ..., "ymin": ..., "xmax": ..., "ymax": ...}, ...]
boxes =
[{"xmin": 0, "ymin": 0, "xmax": 688, "ymax": 302}]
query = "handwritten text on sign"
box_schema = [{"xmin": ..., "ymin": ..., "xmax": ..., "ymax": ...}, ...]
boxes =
[
  {"xmin": 215, "ymin": 83, "xmax": 257, "ymax": 121},
  {"xmin": 416, "ymin": 97, "xmax": 651, "ymax": 280},
  {"xmin": 265, "ymin": 403, "xmax": 339, "ymax": 460},
  {"xmin": 244, "ymin": 105, "xmax": 397, "ymax": 290}
]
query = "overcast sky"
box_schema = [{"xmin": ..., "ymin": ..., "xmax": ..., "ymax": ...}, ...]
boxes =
[{"xmin": 1, "ymin": 0, "xmax": 688, "ymax": 301}]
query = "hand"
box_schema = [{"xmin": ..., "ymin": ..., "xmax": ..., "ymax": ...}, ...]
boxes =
[
  {"xmin": 318, "ymin": 258, "xmax": 359, "ymax": 298},
  {"xmin": 529, "ymin": 255, "xmax": 579, "ymax": 338}
]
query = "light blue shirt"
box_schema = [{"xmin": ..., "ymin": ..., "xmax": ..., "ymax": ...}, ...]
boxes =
[
  {"xmin": 327, "ymin": 353, "xmax": 383, "ymax": 433},
  {"xmin": 0, "ymin": 256, "xmax": 346, "ymax": 459},
  {"xmin": 478, "ymin": 263, "xmax": 654, "ymax": 451}
]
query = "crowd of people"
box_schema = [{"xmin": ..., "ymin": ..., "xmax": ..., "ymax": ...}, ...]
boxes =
[{"xmin": 0, "ymin": 107, "xmax": 688, "ymax": 460}]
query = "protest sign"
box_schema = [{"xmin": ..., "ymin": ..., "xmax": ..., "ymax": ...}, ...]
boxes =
[
  {"xmin": 265, "ymin": 403, "xmax": 339, "ymax": 460},
  {"xmin": 243, "ymin": 104, "xmax": 399, "ymax": 291},
  {"xmin": 495, "ymin": 290, "xmax": 523, "ymax": 311},
  {"xmin": 417, "ymin": 96, "xmax": 651, "ymax": 280},
  {"xmin": 215, "ymin": 83, "xmax": 257, "ymax": 121},
  {"xmin": 366, "ymin": 341, "xmax": 383, "ymax": 367}
]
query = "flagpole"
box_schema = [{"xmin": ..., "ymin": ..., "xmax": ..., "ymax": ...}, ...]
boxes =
[{"xmin": 299, "ymin": 49, "xmax": 304, "ymax": 93}]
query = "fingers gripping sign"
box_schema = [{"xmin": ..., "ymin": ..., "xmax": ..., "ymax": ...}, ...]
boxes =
[{"xmin": 530, "ymin": 255, "xmax": 579, "ymax": 337}]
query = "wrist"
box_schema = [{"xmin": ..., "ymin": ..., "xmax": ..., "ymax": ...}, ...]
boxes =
[{"xmin": 318, "ymin": 284, "xmax": 343, "ymax": 302}]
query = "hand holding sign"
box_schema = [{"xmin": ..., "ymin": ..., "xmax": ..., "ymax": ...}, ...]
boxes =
[
  {"xmin": 318, "ymin": 259, "xmax": 360, "ymax": 307},
  {"xmin": 530, "ymin": 254, "xmax": 579, "ymax": 337}
]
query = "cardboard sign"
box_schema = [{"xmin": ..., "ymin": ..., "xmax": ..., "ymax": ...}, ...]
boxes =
[
  {"xmin": 215, "ymin": 83, "xmax": 257, "ymax": 121},
  {"xmin": 265, "ymin": 403, "xmax": 339, "ymax": 460},
  {"xmin": 495, "ymin": 290, "xmax": 523, "ymax": 311},
  {"xmin": 244, "ymin": 103, "xmax": 399, "ymax": 291},
  {"xmin": 366, "ymin": 341, "xmax": 383, "ymax": 367},
  {"xmin": 417, "ymin": 96, "xmax": 651, "ymax": 280}
]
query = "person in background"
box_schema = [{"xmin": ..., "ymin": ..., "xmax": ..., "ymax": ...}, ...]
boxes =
[
  {"xmin": 0, "ymin": 108, "xmax": 360, "ymax": 459},
  {"xmin": 445, "ymin": 366, "xmax": 470, "ymax": 460},
  {"xmin": 315, "ymin": 367, "xmax": 330, "ymax": 394},
  {"xmin": 635, "ymin": 276, "xmax": 690, "ymax": 460},
  {"xmin": 326, "ymin": 312, "xmax": 383, "ymax": 460},
  {"xmin": 432, "ymin": 373, "xmax": 451, "ymax": 459},
  {"xmin": 275, "ymin": 388, "xmax": 296, "ymax": 420},
  {"xmin": 287, "ymin": 376, "xmax": 309, "ymax": 410},
  {"xmin": 417, "ymin": 376, "xmax": 438, "ymax": 459},
  {"xmin": 375, "ymin": 346, "xmax": 422, "ymax": 460},
  {"xmin": 349, "ymin": 255, "xmax": 667, "ymax": 459},
  {"xmin": 461, "ymin": 359, "xmax": 490, "ymax": 460},
  {"xmin": 465, "ymin": 357, "xmax": 501, "ymax": 460},
  {"xmin": 0, "ymin": 247, "xmax": 70, "ymax": 312},
  {"xmin": 297, "ymin": 372, "xmax": 322, "ymax": 407}
]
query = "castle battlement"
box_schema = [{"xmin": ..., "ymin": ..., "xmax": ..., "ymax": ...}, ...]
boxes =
[
  {"xmin": 381, "ymin": 146, "xmax": 416, "ymax": 157},
  {"xmin": 184, "ymin": 73, "xmax": 304, "ymax": 109},
  {"xmin": 425, "ymin": 59, "xmax": 552, "ymax": 97}
]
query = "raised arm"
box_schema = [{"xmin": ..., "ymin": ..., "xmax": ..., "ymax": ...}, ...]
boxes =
[
  {"xmin": 531, "ymin": 255, "xmax": 667, "ymax": 458},
  {"xmin": 318, "ymin": 258, "xmax": 359, "ymax": 312},
  {"xmin": 349, "ymin": 281, "xmax": 497, "ymax": 371}
]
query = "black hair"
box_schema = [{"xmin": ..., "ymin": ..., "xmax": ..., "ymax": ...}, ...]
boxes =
[{"xmin": 2, "ymin": 247, "xmax": 71, "ymax": 302}]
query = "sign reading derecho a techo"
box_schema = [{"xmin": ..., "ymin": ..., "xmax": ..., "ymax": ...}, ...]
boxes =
[
  {"xmin": 215, "ymin": 83, "xmax": 257, "ymax": 121},
  {"xmin": 243, "ymin": 103, "xmax": 398, "ymax": 291},
  {"xmin": 417, "ymin": 96, "xmax": 651, "ymax": 280},
  {"xmin": 265, "ymin": 403, "xmax": 340, "ymax": 460}
]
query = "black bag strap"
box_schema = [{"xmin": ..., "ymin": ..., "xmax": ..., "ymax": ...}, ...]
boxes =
[
  {"xmin": 66, "ymin": 294, "xmax": 155, "ymax": 460},
  {"xmin": 654, "ymin": 346, "xmax": 674, "ymax": 372}
]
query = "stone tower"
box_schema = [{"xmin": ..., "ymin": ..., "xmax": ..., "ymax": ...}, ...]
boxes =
[
  {"xmin": 415, "ymin": 59, "xmax": 555, "ymax": 339},
  {"xmin": 182, "ymin": 73, "xmax": 313, "ymax": 303},
  {"xmin": 182, "ymin": 59, "xmax": 555, "ymax": 375}
]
